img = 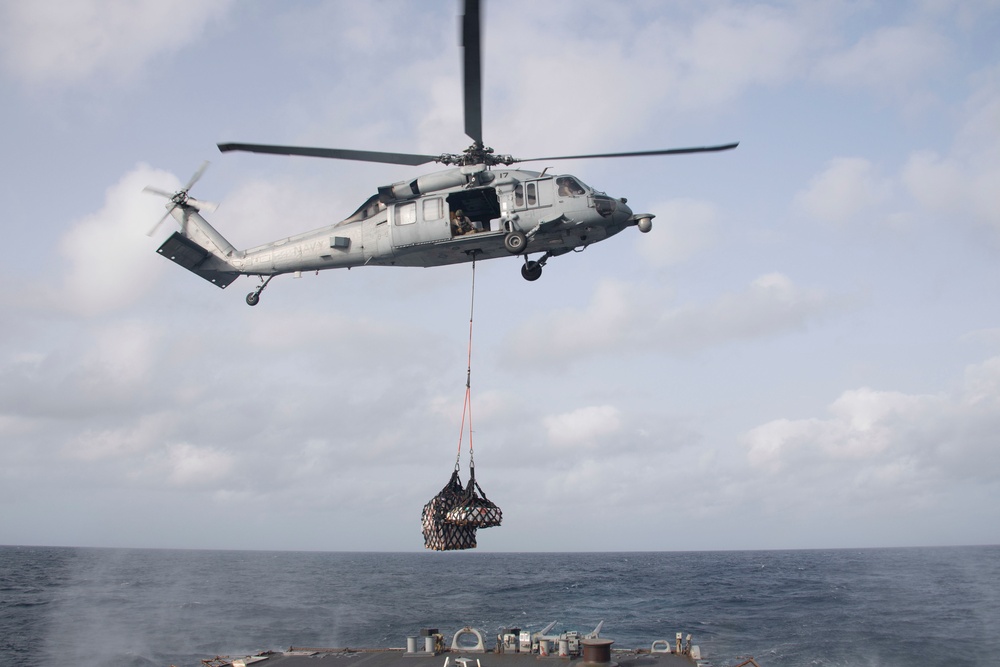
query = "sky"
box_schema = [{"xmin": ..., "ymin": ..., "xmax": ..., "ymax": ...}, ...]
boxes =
[{"xmin": 1, "ymin": 0, "xmax": 999, "ymax": 552}]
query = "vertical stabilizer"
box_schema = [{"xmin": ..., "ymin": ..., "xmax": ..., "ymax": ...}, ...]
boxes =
[{"xmin": 144, "ymin": 163, "xmax": 242, "ymax": 289}]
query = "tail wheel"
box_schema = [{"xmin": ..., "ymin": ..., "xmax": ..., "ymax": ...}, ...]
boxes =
[
  {"xmin": 246, "ymin": 292, "xmax": 260, "ymax": 306},
  {"xmin": 504, "ymin": 231, "xmax": 527, "ymax": 254}
]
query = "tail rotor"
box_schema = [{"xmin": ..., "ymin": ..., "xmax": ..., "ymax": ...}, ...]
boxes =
[{"xmin": 143, "ymin": 161, "xmax": 219, "ymax": 236}]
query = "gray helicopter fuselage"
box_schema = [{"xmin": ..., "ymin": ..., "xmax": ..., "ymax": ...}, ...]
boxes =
[{"xmin": 226, "ymin": 168, "xmax": 638, "ymax": 276}]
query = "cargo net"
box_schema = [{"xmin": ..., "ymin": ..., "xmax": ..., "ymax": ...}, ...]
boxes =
[
  {"xmin": 422, "ymin": 471, "xmax": 478, "ymax": 551},
  {"xmin": 445, "ymin": 470, "xmax": 502, "ymax": 528}
]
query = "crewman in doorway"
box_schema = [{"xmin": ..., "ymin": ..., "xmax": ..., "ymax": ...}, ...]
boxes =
[{"xmin": 451, "ymin": 209, "xmax": 473, "ymax": 235}]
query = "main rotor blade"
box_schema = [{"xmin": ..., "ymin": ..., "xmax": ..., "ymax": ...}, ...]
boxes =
[
  {"xmin": 217, "ymin": 142, "xmax": 440, "ymax": 166},
  {"xmin": 514, "ymin": 142, "xmax": 741, "ymax": 163},
  {"xmin": 461, "ymin": 0, "xmax": 483, "ymax": 145}
]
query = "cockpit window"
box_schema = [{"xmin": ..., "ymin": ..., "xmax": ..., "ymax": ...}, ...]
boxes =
[{"xmin": 557, "ymin": 176, "xmax": 586, "ymax": 196}]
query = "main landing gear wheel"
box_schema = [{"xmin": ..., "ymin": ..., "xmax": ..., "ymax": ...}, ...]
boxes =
[
  {"xmin": 521, "ymin": 260, "xmax": 542, "ymax": 281},
  {"xmin": 504, "ymin": 231, "xmax": 527, "ymax": 254}
]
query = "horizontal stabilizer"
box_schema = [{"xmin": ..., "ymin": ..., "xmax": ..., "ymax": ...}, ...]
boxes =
[{"xmin": 157, "ymin": 232, "xmax": 239, "ymax": 289}]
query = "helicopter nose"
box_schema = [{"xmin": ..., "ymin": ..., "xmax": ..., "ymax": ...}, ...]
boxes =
[{"xmin": 616, "ymin": 198, "xmax": 632, "ymax": 223}]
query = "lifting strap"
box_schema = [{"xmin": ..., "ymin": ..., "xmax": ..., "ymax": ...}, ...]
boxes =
[{"xmin": 455, "ymin": 257, "xmax": 477, "ymax": 473}]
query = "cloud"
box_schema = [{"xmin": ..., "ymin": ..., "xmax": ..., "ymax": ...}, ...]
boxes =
[
  {"xmin": 0, "ymin": 318, "xmax": 165, "ymax": 425},
  {"xmin": 162, "ymin": 443, "xmax": 235, "ymax": 486},
  {"xmin": 0, "ymin": 415, "xmax": 35, "ymax": 437},
  {"xmin": 505, "ymin": 273, "xmax": 840, "ymax": 367},
  {"xmin": 0, "ymin": 0, "xmax": 234, "ymax": 85},
  {"xmin": 243, "ymin": 310, "xmax": 400, "ymax": 353},
  {"xmin": 636, "ymin": 198, "xmax": 719, "ymax": 267},
  {"xmin": 64, "ymin": 412, "xmax": 172, "ymax": 462},
  {"xmin": 543, "ymin": 405, "xmax": 622, "ymax": 449},
  {"xmin": 745, "ymin": 388, "xmax": 932, "ymax": 474},
  {"xmin": 744, "ymin": 356, "xmax": 1000, "ymax": 494},
  {"xmin": 656, "ymin": 273, "xmax": 841, "ymax": 350},
  {"xmin": 794, "ymin": 157, "xmax": 892, "ymax": 224},
  {"xmin": 483, "ymin": 2, "xmax": 814, "ymax": 155},
  {"xmin": 899, "ymin": 67, "xmax": 1000, "ymax": 232},
  {"xmin": 503, "ymin": 280, "xmax": 637, "ymax": 367},
  {"xmin": 76, "ymin": 320, "xmax": 160, "ymax": 391},
  {"xmin": 668, "ymin": 3, "xmax": 813, "ymax": 105},
  {"xmin": 903, "ymin": 151, "xmax": 1000, "ymax": 233},
  {"xmin": 813, "ymin": 25, "xmax": 951, "ymax": 102},
  {"xmin": 56, "ymin": 164, "xmax": 179, "ymax": 316}
]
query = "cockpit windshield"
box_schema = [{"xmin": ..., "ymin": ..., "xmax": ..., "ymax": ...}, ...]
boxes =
[
  {"xmin": 556, "ymin": 176, "xmax": 587, "ymax": 196},
  {"xmin": 338, "ymin": 193, "xmax": 385, "ymax": 226}
]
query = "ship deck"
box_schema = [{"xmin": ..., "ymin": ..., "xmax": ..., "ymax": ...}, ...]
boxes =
[{"xmin": 209, "ymin": 647, "xmax": 700, "ymax": 667}]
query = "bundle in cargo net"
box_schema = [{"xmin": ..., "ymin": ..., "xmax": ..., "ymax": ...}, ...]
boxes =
[
  {"xmin": 422, "ymin": 470, "xmax": 478, "ymax": 551},
  {"xmin": 444, "ymin": 466, "xmax": 502, "ymax": 528}
]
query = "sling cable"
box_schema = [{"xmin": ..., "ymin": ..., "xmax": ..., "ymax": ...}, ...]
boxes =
[{"xmin": 421, "ymin": 257, "xmax": 502, "ymax": 550}]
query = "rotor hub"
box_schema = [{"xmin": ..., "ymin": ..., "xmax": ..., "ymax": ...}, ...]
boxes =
[{"xmin": 437, "ymin": 143, "xmax": 516, "ymax": 167}]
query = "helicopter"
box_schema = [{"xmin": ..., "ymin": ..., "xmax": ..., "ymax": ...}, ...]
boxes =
[{"xmin": 147, "ymin": 0, "xmax": 737, "ymax": 306}]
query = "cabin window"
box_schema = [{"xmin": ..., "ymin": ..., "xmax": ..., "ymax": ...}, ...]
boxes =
[
  {"xmin": 423, "ymin": 197, "xmax": 443, "ymax": 221},
  {"xmin": 396, "ymin": 202, "xmax": 416, "ymax": 225},
  {"xmin": 514, "ymin": 181, "xmax": 550, "ymax": 209}
]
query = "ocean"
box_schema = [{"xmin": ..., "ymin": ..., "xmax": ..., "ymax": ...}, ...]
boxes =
[{"xmin": 1, "ymin": 546, "xmax": 998, "ymax": 667}]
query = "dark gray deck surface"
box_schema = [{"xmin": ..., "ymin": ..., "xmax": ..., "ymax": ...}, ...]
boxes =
[{"xmin": 212, "ymin": 648, "xmax": 698, "ymax": 667}]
